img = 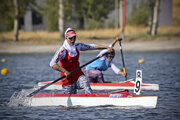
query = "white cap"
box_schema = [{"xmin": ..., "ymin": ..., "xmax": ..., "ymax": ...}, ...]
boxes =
[{"xmin": 65, "ymin": 28, "xmax": 74, "ymax": 35}]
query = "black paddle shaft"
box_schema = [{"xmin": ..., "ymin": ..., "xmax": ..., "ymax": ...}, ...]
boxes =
[
  {"xmin": 119, "ymin": 41, "xmax": 127, "ymax": 80},
  {"xmin": 27, "ymin": 52, "xmax": 108, "ymax": 97}
]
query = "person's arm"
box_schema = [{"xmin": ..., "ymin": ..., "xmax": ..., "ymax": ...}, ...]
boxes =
[
  {"xmin": 76, "ymin": 43, "xmax": 113, "ymax": 53},
  {"xmin": 52, "ymin": 64, "xmax": 70, "ymax": 77},
  {"xmin": 110, "ymin": 61, "xmax": 127, "ymax": 76},
  {"xmin": 96, "ymin": 49, "xmax": 108, "ymax": 60},
  {"xmin": 111, "ymin": 37, "xmax": 122, "ymax": 48},
  {"xmin": 94, "ymin": 44, "xmax": 112, "ymax": 53},
  {"xmin": 49, "ymin": 48, "xmax": 70, "ymax": 77},
  {"xmin": 118, "ymin": 70, "xmax": 127, "ymax": 76}
]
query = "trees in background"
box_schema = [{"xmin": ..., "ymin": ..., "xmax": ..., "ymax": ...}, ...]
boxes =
[
  {"xmin": 40, "ymin": 0, "xmax": 161, "ymax": 37},
  {"xmin": 59, "ymin": 0, "xmax": 64, "ymax": 38},
  {"xmin": 40, "ymin": 0, "xmax": 59, "ymax": 31},
  {"xmin": 0, "ymin": 0, "xmax": 36, "ymax": 41},
  {"xmin": 0, "ymin": 1, "xmax": 14, "ymax": 31},
  {"xmin": 0, "ymin": 0, "xmax": 162, "ymax": 40},
  {"xmin": 77, "ymin": 0, "xmax": 114, "ymax": 29},
  {"xmin": 148, "ymin": 0, "xmax": 160, "ymax": 36},
  {"xmin": 127, "ymin": 0, "xmax": 149, "ymax": 26},
  {"xmin": 127, "ymin": 0, "xmax": 160, "ymax": 36},
  {"xmin": 41, "ymin": 0, "xmax": 114, "ymax": 31},
  {"xmin": 13, "ymin": 0, "xmax": 19, "ymax": 41}
]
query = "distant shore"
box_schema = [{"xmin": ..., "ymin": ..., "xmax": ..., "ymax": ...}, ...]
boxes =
[{"xmin": 0, "ymin": 39, "xmax": 179, "ymax": 54}]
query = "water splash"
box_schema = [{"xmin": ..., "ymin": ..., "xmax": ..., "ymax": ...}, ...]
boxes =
[{"xmin": 8, "ymin": 86, "xmax": 40, "ymax": 107}]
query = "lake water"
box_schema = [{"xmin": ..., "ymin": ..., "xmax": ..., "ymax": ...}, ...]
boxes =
[{"xmin": 0, "ymin": 51, "xmax": 180, "ymax": 120}]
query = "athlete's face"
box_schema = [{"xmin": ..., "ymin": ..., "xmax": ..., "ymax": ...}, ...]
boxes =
[
  {"xmin": 106, "ymin": 54, "xmax": 114, "ymax": 61},
  {"xmin": 67, "ymin": 36, "xmax": 76, "ymax": 46}
]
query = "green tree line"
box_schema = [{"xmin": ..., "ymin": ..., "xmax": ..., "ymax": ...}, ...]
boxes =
[
  {"xmin": 0, "ymin": 0, "xmax": 153, "ymax": 32},
  {"xmin": 0, "ymin": 0, "xmax": 36, "ymax": 31},
  {"xmin": 41, "ymin": 0, "xmax": 115, "ymax": 31},
  {"xmin": 0, "ymin": 0, "xmax": 161, "ymax": 41}
]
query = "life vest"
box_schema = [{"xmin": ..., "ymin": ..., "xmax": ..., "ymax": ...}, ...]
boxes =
[{"xmin": 60, "ymin": 48, "xmax": 84, "ymax": 87}]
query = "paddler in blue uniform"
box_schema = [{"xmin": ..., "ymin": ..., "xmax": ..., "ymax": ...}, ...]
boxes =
[{"xmin": 85, "ymin": 38, "xmax": 127, "ymax": 83}]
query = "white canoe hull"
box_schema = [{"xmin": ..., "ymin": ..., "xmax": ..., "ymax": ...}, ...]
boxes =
[
  {"xmin": 38, "ymin": 80, "xmax": 159, "ymax": 91},
  {"xmin": 30, "ymin": 91, "xmax": 158, "ymax": 108}
]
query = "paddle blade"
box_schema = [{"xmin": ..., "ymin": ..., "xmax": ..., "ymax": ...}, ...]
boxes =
[
  {"xmin": 27, "ymin": 83, "xmax": 52, "ymax": 97},
  {"xmin": 27, "ymin": 76, "xmax": 66, "ymax": 97}
]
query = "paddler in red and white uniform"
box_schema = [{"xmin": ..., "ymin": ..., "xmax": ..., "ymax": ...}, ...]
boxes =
[{"xmin": 50, "ymin": 28, "xmax": 112, "ymax": 94}]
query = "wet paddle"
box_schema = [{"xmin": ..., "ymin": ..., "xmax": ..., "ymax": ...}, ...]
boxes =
[
  {"xmin": 119, "ymin": 40, "xmax": 127, "ymax": 80},
  {"xmin": 27, "ymin": 52, "xmax": 108, "ymax": 97}
]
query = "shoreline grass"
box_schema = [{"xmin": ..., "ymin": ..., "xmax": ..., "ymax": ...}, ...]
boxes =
[{"xmin": 0, "ymin": 25, "xmax": 179, "ymax": 45}]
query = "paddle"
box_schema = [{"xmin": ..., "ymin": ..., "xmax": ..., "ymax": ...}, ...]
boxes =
[
  {"xmin": 27, "ymin": 52, "xmax": 108, "ymax": 97},
  {"xmin": 119, "ymin": 40, "xmax": 127, "ymax": 80}
]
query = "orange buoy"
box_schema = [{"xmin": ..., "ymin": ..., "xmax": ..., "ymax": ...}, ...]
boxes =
[
  {"xmin": 1, "ymin": 58, "xmax": 7, "ymax": 63},
  {"xmin": 138, "ymin": 59, "xmax": 145, "ymax": 64}
]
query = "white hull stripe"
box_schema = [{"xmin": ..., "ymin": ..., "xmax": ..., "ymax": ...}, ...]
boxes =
[{"xmin": 31, "ymin": 92, "xmax": 158, "ymax": 108}]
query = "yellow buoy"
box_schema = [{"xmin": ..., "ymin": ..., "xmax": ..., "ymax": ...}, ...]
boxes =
[
  {"xmin": 1, "ymin": 68, "xmax": 9, "ymax": 75},
  {"xmin": 1, "ymin": 58, "xmax": 7, "ymax": 63},
  {"xmin": 138, "ymin": 59, "xmax": 145, "ymax": 64}
]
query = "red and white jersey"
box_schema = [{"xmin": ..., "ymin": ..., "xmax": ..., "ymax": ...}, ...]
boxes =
[
  {"xmin": 59, "ymin": 48, "xmax": 83, "ymax": 87},
  {"xmin": 50, "ymin": 41, "xmax": 95, "ymax": 87},
  {"xmin": 50, "ymin": 42, "xmax": 95, "ymax": 67}
]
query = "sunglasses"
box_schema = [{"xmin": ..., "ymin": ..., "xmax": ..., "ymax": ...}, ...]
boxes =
[
  {"xmin": 107, "ymin": 54, "xmax": 114, "ymax": 58},
  {"xmin": 68, "ymin": 36, "xmax": 76, "ymax": 41}
]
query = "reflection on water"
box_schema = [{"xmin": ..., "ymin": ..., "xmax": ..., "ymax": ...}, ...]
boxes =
[{"xmin": 0, "ymin": 52, "xmax": 180, "ymax": 120}]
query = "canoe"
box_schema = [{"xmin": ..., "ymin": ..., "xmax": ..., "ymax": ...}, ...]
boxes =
[
  {"xmin": 38, "ymin": 79, "xmax": 159, "ymax": 91},
  {"xmin": 30, "ymin": 90, "xmax": 158, "ymax": 108}
]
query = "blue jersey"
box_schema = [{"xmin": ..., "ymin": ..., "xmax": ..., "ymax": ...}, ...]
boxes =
[
  {"xmin": 85, "ymin": 57, "xmax": 111, "ymax": 71},
  {"xmin": 85, "ymin": 49, "xmax": 120, "ymax": 74}
]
